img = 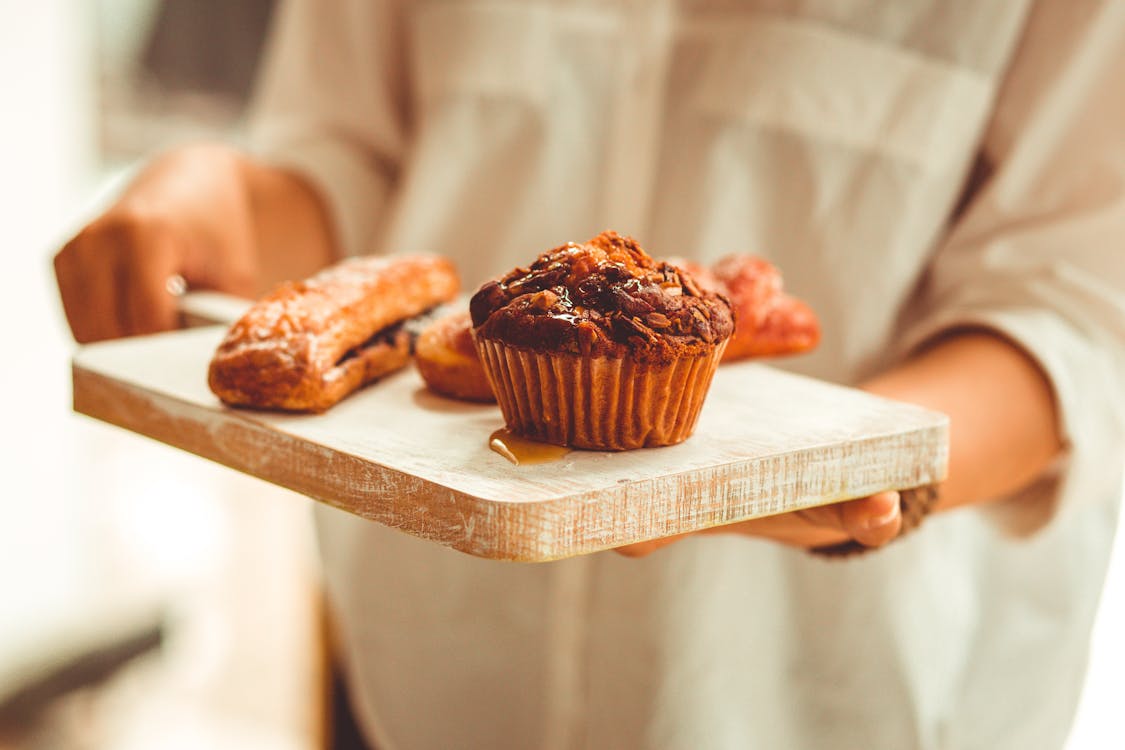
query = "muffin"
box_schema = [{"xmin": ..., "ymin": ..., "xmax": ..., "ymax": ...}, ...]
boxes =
[{"xmin": 469, "ymin": 231, "xmax": 734, "ymax": 450}]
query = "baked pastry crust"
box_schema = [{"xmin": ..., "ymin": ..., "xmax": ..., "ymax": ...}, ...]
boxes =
[
  {"xmin": 667, "ymin": 255, "xmax": 819, "ymax": 362},
  {"xmin": 710, "ymin": 255, "xmax": 820, "ymax": 361},
  {"xmin": 415, "ymin": 311, "xmax": 495, "ymax": 403},
  {"xmin": 208, "ymin": 255, "xmax": 459, "ymax": 412}
]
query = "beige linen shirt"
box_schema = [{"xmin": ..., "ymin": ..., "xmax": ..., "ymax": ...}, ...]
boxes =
[{"xmin": 250, "ymin": 1, "xmax": 1125, "ymax": 748}]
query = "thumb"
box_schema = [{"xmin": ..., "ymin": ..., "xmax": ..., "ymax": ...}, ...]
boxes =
[{"xmin": 840, "ymin": 491, "xmax": 902, "ymax": 548}]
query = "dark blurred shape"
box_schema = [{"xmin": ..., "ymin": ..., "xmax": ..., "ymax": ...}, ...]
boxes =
[
  {"xmin": 0, "ymin": 620, "xmax": 164, "ymax": 735},
  {"xmin": 141, "ymin": 0, "xmax": 277, "ymax": 103},
  {"xmin": 98, "ymin": 0, "xmax": 278, "ymax": 160},
  {"xmin": 330, "ymin": 665, "xmax": 371, "ymax": 750}
]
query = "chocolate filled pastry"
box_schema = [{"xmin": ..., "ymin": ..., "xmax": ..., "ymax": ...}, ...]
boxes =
[
  {"xmin": 208, "ymin": 255, "xmax": 460, "ymax": 412},
  {"xmin": 415, "ymin": 311, "xmax": 496, "ymax": 403}
]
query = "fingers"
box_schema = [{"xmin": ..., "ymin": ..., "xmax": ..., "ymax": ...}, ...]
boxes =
[
  {"xmin": 119, "ymin": 235, "xmax": 181, "ymax": 337},
  {"xmin": 613, "ymin": 533, "xmax": 689, "ymax": 558},
  {"xmin": 55, "ymin": 225, "xmax": 127, "ymax": 343},
  {"xmin": 838, "ymin": 491, "xmax": 902, "ymax": 548},
  {"xmin": 613, "ymin": 541, "xmax": 661, "ymax": 558},
  {"xmin": 53, "ymin": 216, "xmax": 183, "ymax": 343},
  {"xmin": 713, "ymin": 512, "xmax": 848, "ymax": 549},
  {"xmin": 613, "ymin": 491, "xmax": 904, "ymax": 560}
]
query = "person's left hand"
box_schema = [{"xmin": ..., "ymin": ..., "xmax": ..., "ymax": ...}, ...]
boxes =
[{"xmin": 614, "ymin": 491, "xmax": 902, "ymax": 557}]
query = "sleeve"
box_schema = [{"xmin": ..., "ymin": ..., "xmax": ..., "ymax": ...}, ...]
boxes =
[
  {"xmin": 899, "ymin": 0, "xmax": 1125, "ymax": 535},
  {"xmin": 246, "ymin": 0, "xmax": 408, "ymax": 258}
]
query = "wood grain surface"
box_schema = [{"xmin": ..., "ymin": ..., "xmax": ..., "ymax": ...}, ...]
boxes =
[{"xmin": 72, "ymin": 326, "xmax": 948, "ymax": 561}]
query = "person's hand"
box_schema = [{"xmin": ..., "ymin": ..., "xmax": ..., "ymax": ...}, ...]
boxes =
[
  {"xmin": 614, "ymin": 491, "xmax": 902, "ymax": 557},
  {"xmin": 53, "ymin": 144, "xmax": 260, "ymax": 343}
]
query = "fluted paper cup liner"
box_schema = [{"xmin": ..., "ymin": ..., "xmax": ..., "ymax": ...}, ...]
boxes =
[{"xmin": 475, "ymin": 339, "xmax": 727, "ymax": 450}]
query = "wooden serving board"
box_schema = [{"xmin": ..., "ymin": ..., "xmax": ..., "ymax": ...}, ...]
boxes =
[{"xmin": 72, "ymin": 327, "xmax": 948, "ymax": 562}]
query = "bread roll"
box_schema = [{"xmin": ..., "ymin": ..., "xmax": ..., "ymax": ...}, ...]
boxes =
[{"xmin": 415, "ymin": 311, "xmax": 496, "ymax": 403}]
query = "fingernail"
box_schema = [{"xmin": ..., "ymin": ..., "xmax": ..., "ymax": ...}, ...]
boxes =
[{"xmin": 863, "ymin": 493, "xmax": 900, "ymax": 530}]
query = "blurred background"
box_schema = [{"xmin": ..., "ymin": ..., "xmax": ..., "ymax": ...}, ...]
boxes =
[
  {"xmin": 1, "ymin": 1, "xmax": 1123, "ymax": 748},
  {"xmin": 1, "ymin": 2, "xmax": 323, "ymax": 749}
]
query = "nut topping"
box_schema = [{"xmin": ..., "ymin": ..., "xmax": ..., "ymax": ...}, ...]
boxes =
[{"xmin": 469, "ymin": 231, "xmax": 734, "ymax": 363}]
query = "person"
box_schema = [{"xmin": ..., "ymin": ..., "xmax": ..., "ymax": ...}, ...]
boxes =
[{"xmin": 54, "ymin": 1, "xmax": 1125, "ymax": 748}]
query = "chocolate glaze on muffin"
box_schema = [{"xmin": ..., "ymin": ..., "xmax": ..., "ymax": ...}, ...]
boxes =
[{"xmin": 470, "ymin": 231, "xmax": 734, "ymax": 364}]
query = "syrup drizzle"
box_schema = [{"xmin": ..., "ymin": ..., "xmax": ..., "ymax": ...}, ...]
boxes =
[{"xmin": 489, "ymin": 429, "xmax": 571, "ymax": 465}]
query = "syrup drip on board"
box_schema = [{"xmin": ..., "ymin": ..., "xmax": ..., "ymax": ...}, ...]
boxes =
[{"xmin": 489, "ymin": 429, "xmax": 571, "ymax": 465}]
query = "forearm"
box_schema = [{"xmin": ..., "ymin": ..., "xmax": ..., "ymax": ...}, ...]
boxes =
[
  {"xmin": 862, "ymin": 329, "xmax": 1064, "ymax": 511},
  {"xmin": 240, "ymin": 152, "xmax": 339, "ymax": 293}
]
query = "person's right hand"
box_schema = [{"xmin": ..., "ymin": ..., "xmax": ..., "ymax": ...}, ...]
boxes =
[{"xmin": 53, "ymin": 144, "xmax": 260, "ymax": 343}]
